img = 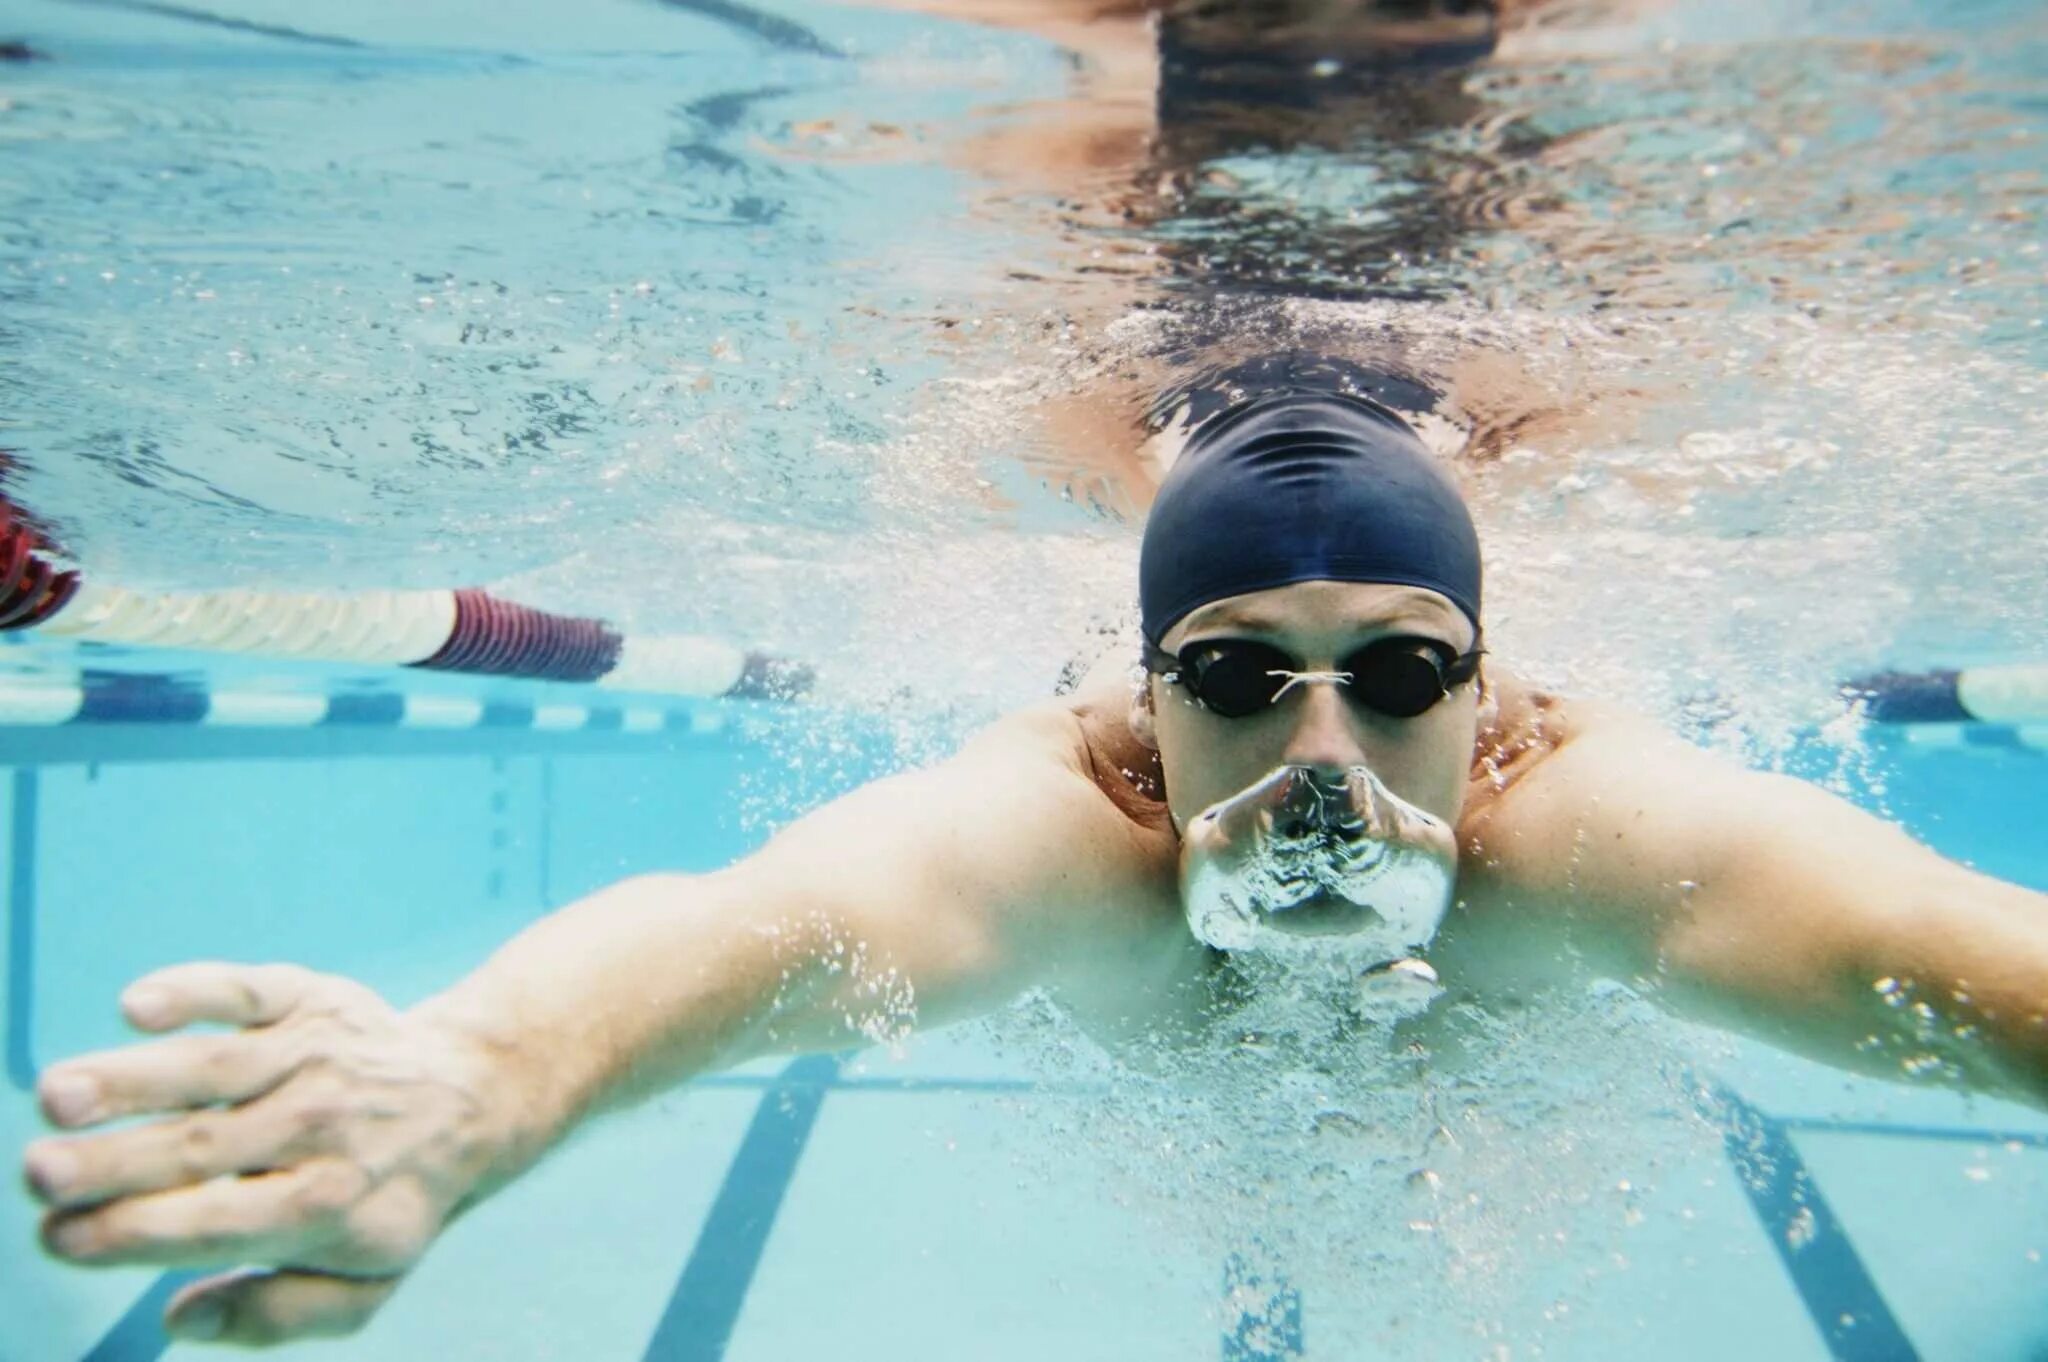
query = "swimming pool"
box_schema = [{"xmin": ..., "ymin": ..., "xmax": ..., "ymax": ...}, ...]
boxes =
[
  {"xmin": 5, "ymin": 0, "xmax": 2048, "ymax": 1357},
  {"xmin": 2, "ymin": 676, "xmax": 2044, "ymax": 1360}
]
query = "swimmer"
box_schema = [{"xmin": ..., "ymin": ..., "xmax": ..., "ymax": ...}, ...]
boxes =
[{"xmin": 21, "ymin": 365, "xmax": 2048, "ymax": 1346}]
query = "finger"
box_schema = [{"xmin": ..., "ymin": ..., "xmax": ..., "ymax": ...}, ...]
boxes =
[
  {"xmin": 167, "ymin": 1268, "xmax": 400, "ymax": 1346},
  {"xmin": 25, "ymin": 1097, "xmax": 313, "ymax": 1209},
  {"xmin": 36, "ymin": 1027, "xmax": 298, "ymax": 1128},
  {"xmin": 121, "ymin": 961, "xmax": 327, "ymax": 1033},
  {"xmin": 42, "ymin": 1156, "xmax": 366, "ymax": 1268}
]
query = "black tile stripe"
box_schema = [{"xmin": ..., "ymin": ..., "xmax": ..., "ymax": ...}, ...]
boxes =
[
  {"xmin": 1781, "ymin": 1116, "xmax": 2048, "ymax": 1148},
  {"xmin": 649, "ymin": 0, "xmax": 842, "ymax": 58},
  {"xmin": 642, "ymin": 1054, "xmax": 841, "ymax": 1360},
  {"xmin": 1221, "ymin": 1252, "xmax": 1304, "ymax": 1360},
  {"xmin": 54, "ymin": 0, "xmax": 366, "ymax": 47},
  {"xmin": 1701, "ymin": 1083, "xmax": 1920, "ymax": 1361},
  {"xmin": 78, "ymin": 1270, "xmax": 204, "ymax": 1362}
]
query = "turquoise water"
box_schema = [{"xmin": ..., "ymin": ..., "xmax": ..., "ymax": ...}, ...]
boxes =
[
  {"xmin": 3, "ymin": 719, "xmax": 2045, "ymax": 1360},
  {"xmin": 4, "ymin": 0, "xmax": 2048, "ymax": 1357}
]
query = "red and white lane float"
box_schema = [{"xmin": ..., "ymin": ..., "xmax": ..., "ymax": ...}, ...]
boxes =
[
  {"xmin": 0, "ymin": 496, "xmax": 810, "ymax": 730},
  {"xmin": 0, "ymin": 498, "xmax": 79, "ymax": 632}
]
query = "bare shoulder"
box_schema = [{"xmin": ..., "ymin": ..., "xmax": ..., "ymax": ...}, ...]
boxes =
[
  {"xmin": 920, "ymin": 695, "xmax": 1195, "ymax": 1021},
  {"xmin": 1441, "ymin": 667, "xmax": 1833, "ymax": 974},
  {"xmin": 1432, "ymin": 670, "xmax": 1706, "ymax": 988},
  {"xmin": 1456, "ymin": 669, "xmax": 1677, "ymax": 841},
  {"xmin": 945, "ymin": 694, "xmax": 1179, "ymax": 906}
]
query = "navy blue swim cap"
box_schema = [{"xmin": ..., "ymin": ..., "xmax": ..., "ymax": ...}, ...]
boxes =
[{"xmin": 1139, "ymin": 390, "xmax": 1482, "ymax": 643}]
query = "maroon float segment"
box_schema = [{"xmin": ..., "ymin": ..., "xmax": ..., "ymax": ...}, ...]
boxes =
[
  {"xmin": 412, "ymin": 588, "xmax": 623, "ymax": 683},
  {"xmin": 0, "ymin": 498, "xmax": 80, "ymax": 631}
]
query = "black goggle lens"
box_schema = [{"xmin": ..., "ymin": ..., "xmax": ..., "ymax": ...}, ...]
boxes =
[
  {"xmin": 1181, "ymin": 641, "xmax": 1292, "ymax": 717},
  {"xmin": 1172, "ymin": 637, "xmax": 1474, "ymax": 719}
]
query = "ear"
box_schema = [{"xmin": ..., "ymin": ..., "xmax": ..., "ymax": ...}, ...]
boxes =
[{"xmin": 1128, "ymin": 669, "xmax": 1160, "ymax": 751}]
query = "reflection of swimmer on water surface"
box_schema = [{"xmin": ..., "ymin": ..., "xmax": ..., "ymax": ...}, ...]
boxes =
[
  {"xmin": 827, "ymin": 0, "xmax": 1551, "ymax": 271},
  {"xmin": 821, "ymin": 0, "xmax": 1657, "ymax": 516},
  {"xmin": 24, "ymin": 359, "xmax": 2048, "ymax": 1346}
]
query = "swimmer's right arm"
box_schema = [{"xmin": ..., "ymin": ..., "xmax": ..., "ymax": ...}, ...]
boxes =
[
  {"xmin": 422, "ymin": 708, "xmax": 1155, "ymax": 1119},
  {"xmin": 22, "ymin": 707, "xmax": 1154, "ymax": 1347}
]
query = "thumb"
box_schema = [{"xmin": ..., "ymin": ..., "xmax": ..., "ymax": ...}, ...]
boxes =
[{"xmin": 167, "ymin": 1268, "xmax": 401, "ymax": 1346}]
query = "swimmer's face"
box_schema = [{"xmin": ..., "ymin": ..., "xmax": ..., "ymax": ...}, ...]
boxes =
[{"xmin": 1132, "ymin": 581, "xmax": 1482, "ymax": 834}]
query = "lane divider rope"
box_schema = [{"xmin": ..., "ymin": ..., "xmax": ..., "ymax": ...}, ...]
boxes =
[
  {"xmin": 0, "ymin": 671, "xmax": 723, "ymax": 734},
  {"xmin": 1844, "ymin": 666, "xmax": 2048, "ymax": 726},
  {"xmin": 0, "ymin": 495, "xmax": 811, "ymax": 702}
]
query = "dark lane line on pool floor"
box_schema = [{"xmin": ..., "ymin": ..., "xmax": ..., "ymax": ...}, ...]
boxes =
[
  {"xmin": 1703, "ymin": 1084, "xmax": 1921, "ymax": 1362},
  {"xmin": 7, "ymin": 768, "xmax": 40, "ymax": 1091},
  {"xmin": 643, "ymin": 1053, "xmax": 843, "ymax": 1361},
  {"xmin": 1782, "ymin": 1115, "xmax": 2048, "ymax": 1148},
  {"xmin": 53, "ymin": 0, "xmax": 369, "ymax": 48},
  {"xmin": 1222, "ymin": 1253, "xmax": 1304, "ymax": 1361},
  {"xmin": 647, "ymin": 0, "xmax": 843, "ymax": 59},
  {"xmin": 78, "ymin": 1271, "xmax": 205, "ymax": 1362}
]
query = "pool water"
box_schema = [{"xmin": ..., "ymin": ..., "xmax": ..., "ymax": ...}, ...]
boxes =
[
  {"xmin": 3, "ymin": 0, "xmax": 2048, "ymax": 1357},
  {"xmin": 2, "ymin": 711, "xmax": 2045, "ymax": 1361}
]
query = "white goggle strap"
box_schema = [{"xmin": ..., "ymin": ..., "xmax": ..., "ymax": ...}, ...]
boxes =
[{"xmin": 1266, "ymin": 669, "xmax": 1354, "ymax": 702}]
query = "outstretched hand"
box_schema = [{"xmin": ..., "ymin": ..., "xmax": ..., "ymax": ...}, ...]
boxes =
[{"xmin": 23, "ymin": 962, "xmax": 518, "ymax": 1346}]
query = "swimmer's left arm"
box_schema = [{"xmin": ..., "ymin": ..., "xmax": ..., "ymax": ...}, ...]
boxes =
[{"xmin": 1455, "ymin": 703, "xmax": 2048, "ymax": 1105}]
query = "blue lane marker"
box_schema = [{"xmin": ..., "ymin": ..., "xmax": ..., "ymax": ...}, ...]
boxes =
[
  {"xmin": 1221, "ymin": 1252, "xmax": 1303, "ymax": 1361},
  {"xmin": 480, "ymin": 700, "xmax": 537, "ymax": 729},
  {"xmin": 649, "ymin": 0, "xmax": 843, "ymax": 58},
  {"xmin": 54, "ymin": 0, "xmax": 366, "ymax": 47},
  {"xmin": 322, "ymin": 692, "xmax": 407, "ymax": 726},
  {"xmin": 1701, "ymin": 1083, "xmax": 1920, "ymax": 1361},
  {"xmin": 77, "ymin": 1270, "xmax": 205, "ymax": 1362},
  {"xmin": 6, "ymin": 768, "xmax": 38, "ymax": 1090},
  {"xmin": 643, "ymin": 1053, "xmax": 843, "ymax": 1361},
  {"xmin": 75, "ymin": 672, "xmax": 209, "ymax": 725}
]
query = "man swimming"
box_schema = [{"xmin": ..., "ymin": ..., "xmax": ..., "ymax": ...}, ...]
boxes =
[{"xmin": 20, "ymin": 365, "xmax": 2048, "ymax": 1345}]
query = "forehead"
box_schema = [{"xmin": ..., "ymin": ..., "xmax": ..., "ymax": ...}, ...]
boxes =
[{"xmin": 1165, "ymin": 581, "xmax": 1470, "ymax": 647}]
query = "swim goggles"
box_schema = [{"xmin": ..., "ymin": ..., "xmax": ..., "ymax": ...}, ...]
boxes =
[{"xmin": 1144, "ymin": 635, "xmax": 1483, "ymax": 719}]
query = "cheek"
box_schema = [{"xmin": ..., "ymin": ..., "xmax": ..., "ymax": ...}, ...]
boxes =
[
  {"xmin": 1364, "ymin": 703, "xmax": 1478, "ymax": 823},
  {"xmin": 1153, "ymin": 698, "xmax": 1263, "ymax": 822}
]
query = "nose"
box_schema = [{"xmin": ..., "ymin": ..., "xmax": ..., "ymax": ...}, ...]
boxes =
[{"xmin": 1279, "ymin": 677, "xmax": 1368, "ymax": 778}]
